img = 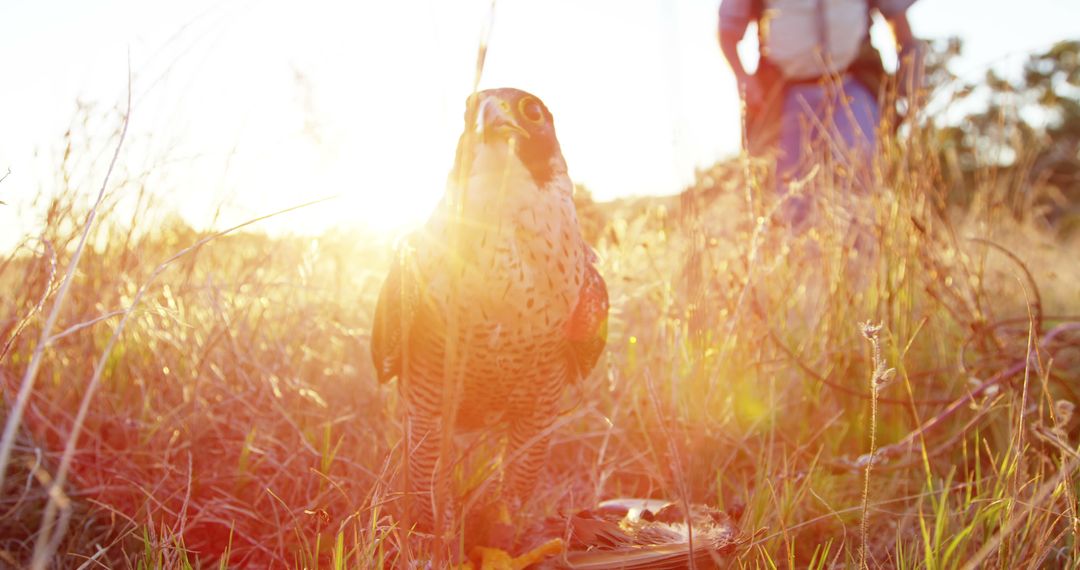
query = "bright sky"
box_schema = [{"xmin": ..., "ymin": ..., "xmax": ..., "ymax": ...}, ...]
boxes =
[{"xmin": 1, "ymin": 0, "xmax": 1077, "ymax": 246}]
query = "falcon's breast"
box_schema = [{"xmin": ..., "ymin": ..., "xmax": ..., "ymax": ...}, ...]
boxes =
[{"xmin": 371, "ymin": 88, "xmax": 608, "ymax": 413}]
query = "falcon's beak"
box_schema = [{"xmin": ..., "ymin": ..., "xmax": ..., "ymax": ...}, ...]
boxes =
[{"xmin": 473, "ymin": 95, "xmax": 530, "ymax": 142}]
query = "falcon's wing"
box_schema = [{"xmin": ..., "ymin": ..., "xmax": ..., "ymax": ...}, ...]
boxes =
[
  {"xmin": 371, "ymin": 240, "xmax": 422, "ymax": 383},
  {"xmin": 566, "ymin": 262, "xmax": 609, "ymax": 381}
]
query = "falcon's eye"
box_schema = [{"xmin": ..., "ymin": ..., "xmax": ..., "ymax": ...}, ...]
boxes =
[{"xmin": 518, "ymin": 97, "xmax": 545, "ymax": 124}]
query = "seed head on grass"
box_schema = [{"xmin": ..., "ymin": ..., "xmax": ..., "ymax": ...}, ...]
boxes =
[{"xmin": 860, "ymin": 321, "xmax": 896, "ymax": 394}]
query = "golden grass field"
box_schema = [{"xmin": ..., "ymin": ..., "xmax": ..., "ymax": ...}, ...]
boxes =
[{"xmin": 2, "ymin": 94, "xmax": 1079, "ymax": 569}]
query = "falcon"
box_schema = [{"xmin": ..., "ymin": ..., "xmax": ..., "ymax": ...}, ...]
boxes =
[{"xmin": 371, "ymin": 88, "xmax": 609, "ymax": 552}]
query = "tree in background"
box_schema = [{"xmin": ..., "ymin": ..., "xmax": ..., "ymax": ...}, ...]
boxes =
[{"xmin": 931, "ymin": 39, "xmax": 1080, "ymax": 234}]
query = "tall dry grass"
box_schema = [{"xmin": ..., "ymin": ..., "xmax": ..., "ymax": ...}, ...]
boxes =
[{"xmin": 1, "ymin": 78, "xmax": 1079, "ymax": 568}]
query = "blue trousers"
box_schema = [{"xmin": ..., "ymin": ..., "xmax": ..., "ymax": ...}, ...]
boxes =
[{"xmin": 777, "ymin": 76, "xmax": 879, "ymax": 227}]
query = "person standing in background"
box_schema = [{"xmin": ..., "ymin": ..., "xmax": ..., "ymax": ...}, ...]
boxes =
[{"xmin": 718, "ymin": 0, "xmax": 924, "ymax": 229}]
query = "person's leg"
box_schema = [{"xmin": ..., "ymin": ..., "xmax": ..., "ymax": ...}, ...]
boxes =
[
  {"xmin": 828, "ymin": 77, "xmax": 881, "ymax": 287},
  {"xmin": 828, "ymin": 77, "xmax": 880, "ymax": 188},
  {"xmin": 776, "ymin": 78, "xmax": 880, "ymax": 225},
  {"xmin": 777, "ymin": 84, "xmax": 824, "ymax": 229}
]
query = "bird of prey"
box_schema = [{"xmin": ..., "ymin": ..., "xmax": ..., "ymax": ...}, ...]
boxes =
[{"xmin": 371, "ymin": 88, "xmax": 609, "ymax": 552}]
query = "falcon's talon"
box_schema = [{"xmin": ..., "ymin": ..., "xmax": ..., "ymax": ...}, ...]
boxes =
[
  {"xmin": 494, "ymin": 502, "xmax": 512, "ymax": 526},
  {"xmin": 465, "ymin": 538, "xmax": 564, "ymax": 570}
]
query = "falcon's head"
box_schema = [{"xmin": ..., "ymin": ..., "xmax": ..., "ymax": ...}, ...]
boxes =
[
  {"xmin": 451, "ymin": 88, "xmax": 569, "ymax": 194},
  {"xmin": 435, "ymin": 88, "xmax": 582, "ymax": 273}
]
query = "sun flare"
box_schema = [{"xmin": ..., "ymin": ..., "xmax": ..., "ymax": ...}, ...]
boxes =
[{"xmin": 1, "ymin": 0, "xmax": 1078, "ymax": 567}]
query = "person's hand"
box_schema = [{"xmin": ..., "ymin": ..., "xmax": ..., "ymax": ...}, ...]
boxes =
[{"xmin": 738, "ymin": 74, "xmax": 765, "ymax": 108}]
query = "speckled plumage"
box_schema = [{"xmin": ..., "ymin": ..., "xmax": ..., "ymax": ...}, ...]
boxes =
[{"xmin": 371, "ymin": 88, "xmax": 609, "ymax": 537}]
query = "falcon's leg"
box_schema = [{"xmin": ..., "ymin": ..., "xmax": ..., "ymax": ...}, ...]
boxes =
[
  {"xmin": 461, "ymin": 393, "xmax": 557, "ymax": 552},
  {"xmin": 403, "ymin": 409, "xmax": 440, "ymax": 534},
  {"xmin": 465, "ymin": 411, "xmax": 554, "ymax": 553},
  {"xmin": 503, "ymin": 386, "xmax": 557, "ymax": 507},
  {"xmin": 503, "ymin": 402, "xmax": 557, "ymax": 513},
  {"xmin": 504, "ymin": 362, "xmax": 564, "ymax": 507}
]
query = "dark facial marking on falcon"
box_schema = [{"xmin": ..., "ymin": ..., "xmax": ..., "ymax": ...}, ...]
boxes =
[{"xmin": 454, "ymin": 88, "xmax": 567, "ymax": 189}]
